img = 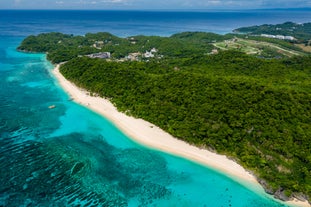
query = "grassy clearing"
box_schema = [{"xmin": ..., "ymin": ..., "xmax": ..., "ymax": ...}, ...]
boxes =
[
  {"xmin": 214, "ymin": 38, "xmax": 305, "ymax": 57},
  {"xmin": 296, "ymin": 44, "xmax": 311, "ymax": 52}
]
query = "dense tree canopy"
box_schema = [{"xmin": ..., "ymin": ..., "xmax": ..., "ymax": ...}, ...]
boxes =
[
  {"xmin": 18, "ymin": 29, "xmax": 308, "ymax": 64},
  {"xmin": 59, "ymin": 52, "xmax": 311, "ymax": 202},
  {"xmin": 234, "ymin": 22, "xmax": 311, "ymax": 43},
  {"xmin": 19, "ymin": 29, "xmax": 311, "ymax": 203}
]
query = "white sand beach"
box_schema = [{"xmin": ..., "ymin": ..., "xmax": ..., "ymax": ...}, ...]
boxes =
[{"xmin": 52, "ymin": 64, "xmax": 310, "ymax": 207}]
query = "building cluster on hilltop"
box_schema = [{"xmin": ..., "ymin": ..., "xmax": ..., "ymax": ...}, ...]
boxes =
[
  {"xmin": 125, "ymin": 48, "xmax": 159, "ymax": 61},
  {"xmin": 85, "ymin": 48, "xmax": 160, "ymax": 62},
  {"xmin": 86, "ymin": 52, "xmax": 111, "ymax": 59},
  {"xmin": 261, "ymin": 34, "xmax": 296, "ymax": 41}
]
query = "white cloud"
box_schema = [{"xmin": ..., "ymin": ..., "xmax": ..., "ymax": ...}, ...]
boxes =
[
  {"xmin": 207, "ymin": 0, "xmax": 221, "ymax": 5},
  {"xmin": 261, "ymin": 0, "xmax": 311, "ymax": 7},
  {"xmin": 2, "ymin": 0, "xmax": 310, "ymax": 10},
  {"xmin": 14, "ymin": 0, "xmax": 22, "ymax": 5},
  {"xmin": 74, "ymin": 0, "xmax": 127, "ymax": 5},
  {"xmin": 159, "ymin": 0, "xmax": 263, "ymax": 9},
  {"xmin": 111, "ymin": 0, "xmax": 125, "ymax": 2},
  {"xmin": 100, "ymin": 0, "xmax": 127, "ymax": 3}
]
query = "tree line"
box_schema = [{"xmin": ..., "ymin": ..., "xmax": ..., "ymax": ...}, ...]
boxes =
[
  {"xmin": 60, "ymin": 51, "xmax": 311, "ymax": 202},
  {"xmin": 18, "ymin": 31, "xmax": 311, "ymax": 203}
]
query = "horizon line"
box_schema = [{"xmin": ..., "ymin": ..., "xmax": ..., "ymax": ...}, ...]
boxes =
[{"xmin": 1, "ymin": 7, "xmax": 311, "ymax": 12}]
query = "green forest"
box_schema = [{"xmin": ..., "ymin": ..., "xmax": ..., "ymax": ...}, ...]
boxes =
[
  {"xmin": 19, "ymin": 28, "xmax": 311, "ymax": 204},
  {"xmin": 234, "ymin": 21, "xmax": 311, "ymax": 43},
  {"xmin": 18, "ymin": 29, "xmax": 308, "ymax": 63}
]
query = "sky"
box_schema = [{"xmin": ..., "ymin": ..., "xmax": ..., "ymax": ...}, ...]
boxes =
[{"xmin": 1, "ymin": 0, "xmax": 311, "ymax": 10}]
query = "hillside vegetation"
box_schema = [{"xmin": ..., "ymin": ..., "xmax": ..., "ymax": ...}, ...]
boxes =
[
  {"xmin": 18, "ymin": 30, "xmax": 308, "ymax": 64},
  {"xmin": 234, "ymin": 22, "xmax": 311, "ymax": 43},
  {"xmin": 18, "ymin": 27, "xmax": 311, "ymax": 204}
]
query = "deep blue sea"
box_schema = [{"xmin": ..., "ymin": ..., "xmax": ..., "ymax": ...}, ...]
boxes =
[{"xmin": 1, "ymin": 9, "xmax": 310, "ymax": 207}]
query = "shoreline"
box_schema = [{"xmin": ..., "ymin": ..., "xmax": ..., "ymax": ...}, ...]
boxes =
[{"xmin": 52, "ymin": 64, "xmax": 310, "ymax": 207}]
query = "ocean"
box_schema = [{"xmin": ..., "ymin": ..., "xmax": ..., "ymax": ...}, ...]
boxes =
[{"xmin": 1, "ymin": 9, "xmax": 310, "ymax": 206}]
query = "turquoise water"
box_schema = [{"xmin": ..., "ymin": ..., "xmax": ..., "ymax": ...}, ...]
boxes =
[
  {"xmin": 2, "ymin": 10, "xmax": 309, "ymax": 206},
  {"xmin": 1, "ymin": 34, "xmax": 291, "ymax": 207}
]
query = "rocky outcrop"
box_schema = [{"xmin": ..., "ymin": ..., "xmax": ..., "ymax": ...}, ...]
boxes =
[{"xmin": 258, "ymin": 178, "xmax": 310, "ymax": 205}]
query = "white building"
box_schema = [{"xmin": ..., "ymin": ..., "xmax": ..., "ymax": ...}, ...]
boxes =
[
  {"xmin": 261, "ymin": 34, "xmax": 296, "ymax": 41},
  {"xmin": 87, "ymin": 52, "xmax": 111, "ymax": 59}
]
